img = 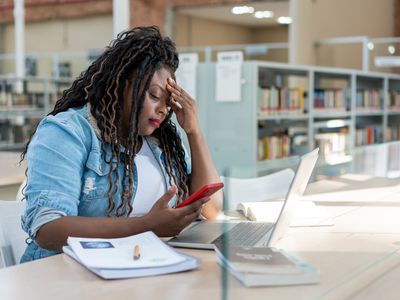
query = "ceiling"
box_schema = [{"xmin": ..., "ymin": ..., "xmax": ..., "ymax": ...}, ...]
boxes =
[{"xmin": 176, "ymin": 1, "xmax": 290, "ymax": 28}]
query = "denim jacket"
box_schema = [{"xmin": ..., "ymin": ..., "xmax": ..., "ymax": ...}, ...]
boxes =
[{"xmin": 20, "ymin": 105, "xmax": 191, "ymax": 262}]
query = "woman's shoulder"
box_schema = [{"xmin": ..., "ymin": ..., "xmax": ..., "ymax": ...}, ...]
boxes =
[{"xmin": 39, "ymin": 105, "xmax": 92, "ymax": 136}]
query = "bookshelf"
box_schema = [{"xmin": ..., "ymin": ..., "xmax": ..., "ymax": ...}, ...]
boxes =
[
  {"xmin": 0, "ymin": 76, "xmax": 71, "ymax": 150},
  {"xmin": 197, "ymin": 61, "xmax": 400, "ymax": 173}
]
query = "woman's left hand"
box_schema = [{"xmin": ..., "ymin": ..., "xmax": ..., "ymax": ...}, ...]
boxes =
[{"xmin": 166, "ymin": 78, "xmax": 200, "ymax": 135}]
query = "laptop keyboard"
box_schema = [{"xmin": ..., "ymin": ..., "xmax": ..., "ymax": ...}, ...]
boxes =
[{"xmin": 213, "ymin": 222, "xmax": 274, "ymax": 246}]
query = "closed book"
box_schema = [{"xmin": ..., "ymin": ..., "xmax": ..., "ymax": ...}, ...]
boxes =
[
  {"xmin": 63, "ymin": 231, "xmax": 198, "ymax": 279},
  {"xmin": 214, "ymin": 244, "xmax": 320, "ymax": 287},
  {"xmin": 214, "ymin": 243, "xmax": 300, "ymax": 274}
]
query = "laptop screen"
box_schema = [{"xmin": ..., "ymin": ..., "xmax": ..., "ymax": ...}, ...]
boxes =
[{"xmin": 267, "ymin": 148, "xmax": 319, "ymax": 247}]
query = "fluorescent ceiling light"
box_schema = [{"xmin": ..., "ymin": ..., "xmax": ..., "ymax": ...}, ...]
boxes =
[
  {"xmin": 231, "ymin": 6, "xmax": 254, "ymax": 15},
  {"xmin": 254, "ymin": 10, "xmax": 274, "ymax": 19},
  {"xmin": 277, "ymin": 16, "xmax": 292, "ymax": 24},
  {"xmin": 388, "ymin": 45, "xmax": 396, "ymax": 55}
]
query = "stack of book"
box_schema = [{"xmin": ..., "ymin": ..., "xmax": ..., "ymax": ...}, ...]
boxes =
[
  {"xmin": 214, "ymin": 242, "xmax": 320, "ymax": 287},
  {"xmin": 63, "ymin": 231, "xmax": 198, "ymax": 279}
]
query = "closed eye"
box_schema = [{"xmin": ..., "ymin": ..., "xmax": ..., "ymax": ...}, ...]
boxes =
[{"xmin": 150, "ymin": 93, "xmax": 160, "ymax": 101}]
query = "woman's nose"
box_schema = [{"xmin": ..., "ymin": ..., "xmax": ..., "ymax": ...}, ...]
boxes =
[{"xmin": 157, "ymin": 102, "xmax": 168, "ymax": 116}]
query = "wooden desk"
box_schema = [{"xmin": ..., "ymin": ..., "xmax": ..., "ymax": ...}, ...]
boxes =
[{"xmin": 1, "ymin": 176, "xmax": 400, "ymax": 300}]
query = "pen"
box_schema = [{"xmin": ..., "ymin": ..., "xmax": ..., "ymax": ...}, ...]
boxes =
[{"xmin": 134, "ymin": 244, "xmax": 140, "ymax": 260}]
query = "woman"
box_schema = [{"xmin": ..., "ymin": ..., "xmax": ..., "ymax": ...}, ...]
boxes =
[{"xmin": 20, "ymin": 26, "xmax": 222, "ymax": 262}]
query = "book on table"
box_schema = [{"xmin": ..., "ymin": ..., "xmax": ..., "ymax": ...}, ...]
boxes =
[
  {"xmin": 236, "ymin": 200, "xmax": 334, "ymax": 227},
  {"xmin": 214, "ymin": 242, "xmax": 320, "ymax": 287},
  {"xmin": 63, "ymin": 231, "xmax": 198, "ymax": 279}
]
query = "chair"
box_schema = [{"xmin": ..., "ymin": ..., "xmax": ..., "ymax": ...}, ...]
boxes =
[
  {"xmin": 0, "ymin": 198, "xmax": 28, "ymax": 268},
  {"xmin": 221, "ymin": 168, "xmax": 295, "ymax": 211}
]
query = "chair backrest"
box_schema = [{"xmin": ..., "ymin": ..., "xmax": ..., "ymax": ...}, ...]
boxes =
[
  {"xmin": 221, "ymin": 168, "xmax": 295, "ymax": 210},
  {"xmin": 0, "ymin": 200, "xmax": 28, "ymax": 267},
  {"xmin": 16, "ymin": 178, "xmax": 26, "ymax": 202}
]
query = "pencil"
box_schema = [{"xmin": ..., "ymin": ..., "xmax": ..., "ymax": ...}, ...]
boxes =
[{"xmin": 133, "ymin": 244, "xmax": 140, "ymax": 260}]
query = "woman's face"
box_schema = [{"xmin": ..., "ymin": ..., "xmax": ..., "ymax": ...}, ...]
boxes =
[{"xmin": 123, "ymin": 68, "xmax": 172, "ymax": 137}]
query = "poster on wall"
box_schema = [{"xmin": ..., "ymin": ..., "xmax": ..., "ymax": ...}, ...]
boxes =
[
  {"xmin": 216, "ymin": 51, "xmax": 243, "ymax": 102},
  {"xmin": 175, "ymin": 53, "xmax": 199, "ymax": 99}
]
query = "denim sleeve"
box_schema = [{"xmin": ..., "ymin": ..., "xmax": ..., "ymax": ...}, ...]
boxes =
[
  {"xmin": 29, "ymin": 207, "xmax": 67, "ymax": 238},
  {"xmin": 22, "ymin": 117, "xmax": 88, "ymax": 239}
]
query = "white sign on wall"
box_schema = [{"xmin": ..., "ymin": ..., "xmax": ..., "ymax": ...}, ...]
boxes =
[
  {"xmin": 375, "ymin": 56, "xmax": 400, "ymax": 67},
  {"xmin": 175, "ymin": 53, "xmax": 199, "ymax": 99},
  {"xmin": 216, "ymin": 51, "xmax": 243, "ymax": 102}
]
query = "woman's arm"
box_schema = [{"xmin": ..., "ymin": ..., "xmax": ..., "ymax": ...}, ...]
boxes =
[
  {"xmin": 36, "ymin": 215, "xmax": 149, "ymax": 251},
  {"xmin": 166, "ymin": 78, "xmax": 222, "ymax": 219},
  {"xmin": 36, "ymin": 185, "xmax": 206, "ymax": 251}
]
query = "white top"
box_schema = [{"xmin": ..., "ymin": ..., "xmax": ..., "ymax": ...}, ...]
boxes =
[
  {"xmin": 130, "ymin": 140, "xmax": 167, "ymax": 217},
  {"xmin": 129, "ymin": 140, "xmax": 167, "ymax": 217}
]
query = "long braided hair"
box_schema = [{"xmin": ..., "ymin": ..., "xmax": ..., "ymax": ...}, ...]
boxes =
[{"xmin": 21, "ymin": 26, "xmax": 189, "ymax": 217}]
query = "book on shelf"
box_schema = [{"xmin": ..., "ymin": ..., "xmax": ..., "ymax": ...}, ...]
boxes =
[
  {"xmin": 63, "ymin": 231, "xmax": 198, "ymax": 280},
  {"xmin": 214, "ymin": 243, "xmax": 320, "ymax": 287},
  {"xmin": 314, "ymin": 88, "xmax": 349, "ymax": 111},
  {"xmin": 257, "ymin": 134, "xmax": 291, "ymax": 161},
  {"xmin": 356, "ymin": 89, "xmax": 382, "ymax": 110},
  {"xmin": 389, "ymin": 90, "xmax": 400, "ymax": 108},
  {"xmin": 356, "ymin": 126, "xmax": 383, "ymax": 146},
  {"xmin": 386, "ymin": 126, "xmax": 400, "ymax": 141},
  {"xmin": 236, "ymin": 200, "xmax": 334, "ymax": 227},
  {"xmin": 258, "ymin": 86, "xmax": 305, "ymax": 115}
]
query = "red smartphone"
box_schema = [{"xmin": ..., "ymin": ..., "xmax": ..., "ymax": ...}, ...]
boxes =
[{"xmin": 175, "ymin": 182, "xmax": 224, "ymax": 208}]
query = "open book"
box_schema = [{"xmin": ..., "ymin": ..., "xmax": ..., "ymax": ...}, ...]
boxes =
[
  {"xmin": 214, "ymin": 242, "xmax": 320, "ymax": 287},
  {"xmin": 63, "ymin": 231, "xmax": 198, "ymax": 279},
  {"xmin": 237, "ymin": 200, "xmax": 334, "ymax": 227}
]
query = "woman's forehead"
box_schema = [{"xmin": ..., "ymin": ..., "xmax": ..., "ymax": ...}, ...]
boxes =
[{"xmin": 151, "ymin": 68, "xmax": 172, "ymax": 83}]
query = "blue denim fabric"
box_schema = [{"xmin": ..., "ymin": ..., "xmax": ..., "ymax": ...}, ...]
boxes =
[{"xmin": 20, "ymin": 105, "xmax": 191, "ymax": 263}]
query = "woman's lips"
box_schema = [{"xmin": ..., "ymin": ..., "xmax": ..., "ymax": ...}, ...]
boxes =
[{"xmin": 149, "ymin": 119, "xmax": 161, "ymax": 128}]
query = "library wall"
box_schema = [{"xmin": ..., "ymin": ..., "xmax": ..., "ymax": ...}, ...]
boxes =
[
  {"xmin": 253, "ymin": 26, "xmax": 289, "ymax": 63},
  {"xmin": 395, "ymin": 0, "xmax": 400, "ymax": 36},
  {"xmin": 291, "ymin": 0, "xmax": 394, "ymax": 69},
  {"xmin": 4, "ymin": 15, "xmax": 112, "ymax": 52},
  {"xmin": 174, "ymin": 14, "xmax": 253, "ymax": 47},
  {"xmin": 253, "ymin": 26, "xmax": 288, "ymax": 44},
  {"xmin": 0, "ymin": 0, "xmax": 112, "ymax": 24},
  {"xmin": 2, "ymin": 15, "xmax": 112, "ymax": 76},
  {"xmin": 174, "ymin": 14, "xmax": 289, "ymax": 62}
]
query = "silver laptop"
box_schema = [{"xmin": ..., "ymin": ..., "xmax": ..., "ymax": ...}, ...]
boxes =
[{"xmin": 168, "ymin": 148, "xmax": 319, "ymax": 249}]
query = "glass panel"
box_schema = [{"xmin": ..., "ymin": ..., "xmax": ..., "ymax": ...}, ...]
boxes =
[{"xmin": 217, "ymin": 142, "xmax": 400, "ymax": 298}]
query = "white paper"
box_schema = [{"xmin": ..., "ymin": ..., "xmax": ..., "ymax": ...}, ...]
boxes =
[
  {"xmin": 216, "ymin": 51, "xmax": 243, "ymax": 102},
  {"xmin": 175, "ymin": 53, "xmax": 198, "ymax": 99}
]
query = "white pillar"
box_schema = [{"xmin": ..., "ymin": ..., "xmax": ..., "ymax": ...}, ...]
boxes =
[
  {"xmin": 113, "ymin": 0, "xmax": 130, "ymax": 39},
  {"xmin": 14, "ymin": 0, "xmax": 25, "ymax": 93}
]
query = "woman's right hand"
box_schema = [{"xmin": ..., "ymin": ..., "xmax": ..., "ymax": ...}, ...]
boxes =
[{"xmin": 144, "ymin": 185, "xmax": 207, "ymax": 237}]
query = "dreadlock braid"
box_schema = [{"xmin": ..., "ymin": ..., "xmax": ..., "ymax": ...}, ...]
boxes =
[
  {"xmin": 156, "ymin": 122, "xmax": 190, "ymax": 205},
  {"xmin": 21, "ymin": 26, "xmax": 188, "ymax": 217}
]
